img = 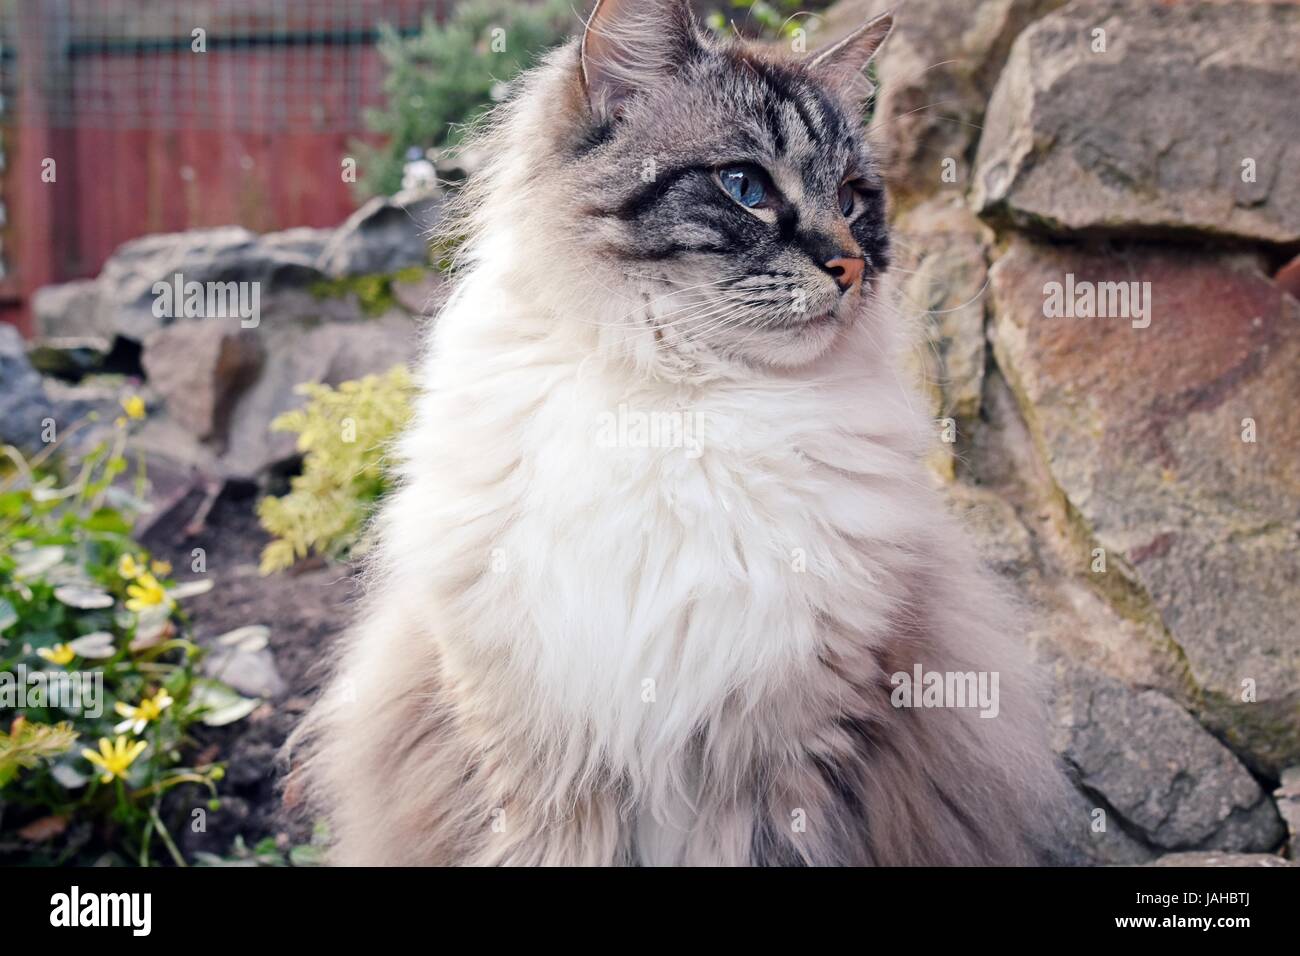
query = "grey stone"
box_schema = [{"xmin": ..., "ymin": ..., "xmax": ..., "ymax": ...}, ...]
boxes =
[
  {"xmin": 971, "ymin": 0, "xmax": 1300, "ymax": 243},
  {"xmin": 203, "ymin": 645, "xmax": 287, "ymax": 700},
  {"xmin": 817, "ymin": 0, "xmax": 1067, "ymax": 199},
  {"xmin": 141, "ymin": 320, "xmax": 262, "ymax": 442},
  {"xmin": 1054, "ymin": 666, "xmax": 1283, "ymax": 852},
  {"xmin": 391, "ymin": 271, "xmax": 447, "ymax": 316},
  {"xmin": 943, "ymin": 480, "xmax": 1036, "ymax": 578},
  {"xmin": 895, "ymin": 196, "xmax": 993, "ymax": 428},
  {"xmin": 316, "ymin": 187, "xmax": 440, "ymax": 279},
  {"xmin": 32, "ymin": 279, "xmax": 102, "ymax": 339},
  {"xmin": 219, "ymin": 313, "xmax": 419, "ymax": 479},
  {"xmin": 0, "ymin": 324, "xmax": 62, "ymax": 452},
  {"xmin": 92, "ymin": 226, "xmax": 327, "ymax": 342},
  {"xmin": 257, "ymin": 226, "xmax": 332, "ymax": 263},
  {"xmin": 990, "ymin": 238, "xmax": 1300, "ymax": 773},
  {"xmin": 1058, "ymin": 782, "xmax": 1155, "ymax": 866}
]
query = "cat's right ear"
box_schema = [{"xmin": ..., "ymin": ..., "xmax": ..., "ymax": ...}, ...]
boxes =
[{"xmin": 580, "ymin": 0, "xmax": 699, "ymax": 123}]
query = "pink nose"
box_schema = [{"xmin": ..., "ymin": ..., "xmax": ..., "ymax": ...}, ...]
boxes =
[{"xmin": 825, "ymin": 256, "xmax": 865, "ymax": 291}]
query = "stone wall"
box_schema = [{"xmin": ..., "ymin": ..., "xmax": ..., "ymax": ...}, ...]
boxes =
[{"xmin": 826, "ymin": 0, "xmax": 1299, "ymax": 864}]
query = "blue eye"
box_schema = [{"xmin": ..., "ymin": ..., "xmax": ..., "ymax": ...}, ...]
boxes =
[{"xmin": 719, "ymin": 165, "xmax": 769, "ymax": 208}]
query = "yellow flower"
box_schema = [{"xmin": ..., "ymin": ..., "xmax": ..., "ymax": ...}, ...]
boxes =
[
  {"xmin": 117, "ymin": 553, "xmax": 144, "ymax": 580},
  {"xmin": 82, "ymin": 735, "xmax": 148, "ymax": 784},
  {"xmin": 36, "ymin": 644, "xmax": 76, "ymax": 666},
  {"xmin": 120, "ymin": 395, "xmax": 146, "ymax": 420},
  {"xmin": 114, "ymin": 690, "xmax": 174, "ymax": 735},
  {"xmin": 149, "ymin": 559, "xmax": 172, "ymax": 577},
  {"xmin": 125, "ymin": 573, "xmax": 169, "ymax": 613}
]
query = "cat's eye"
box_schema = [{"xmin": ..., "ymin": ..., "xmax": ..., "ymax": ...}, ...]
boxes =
[
  {"xmin": 718, "ymin": 164, "xmax": 771, "ymax": 209},
  {"xmin": 838, "ymin": 183, "xmax": 857, "ymax": 217}
]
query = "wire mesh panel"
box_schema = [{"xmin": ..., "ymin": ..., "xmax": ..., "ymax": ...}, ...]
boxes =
[
  {"xmin": 0, "ymin": 0, "xmax": 458, "ymax": 320},
  {"xmin": 4, "ymin": 0, "xmax": 440, "ymax": 132}
]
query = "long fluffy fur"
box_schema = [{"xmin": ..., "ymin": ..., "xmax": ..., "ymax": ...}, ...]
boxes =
[{"xmin": 289, "ymin": 8, "xmax": 1068, "ymax": 866}]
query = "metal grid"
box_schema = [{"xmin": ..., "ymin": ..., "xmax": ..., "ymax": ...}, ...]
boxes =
[{"xmin": 0, "ymin": 0, "xmax": 441, "ymax": 132}]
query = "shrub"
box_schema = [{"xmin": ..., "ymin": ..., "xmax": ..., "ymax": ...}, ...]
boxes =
[
  {"xmin": 704, "ymin": 0, "xmax": 833, "ymax": 39},
  {"xmin": 0, "ymin": 404, "xmax": 253, "ymax": 865},
  {"xmin": 358, "ymin": 0, "xmax": 576, "ymax": 197},
  {"xmin": 357, "ymin": 1, "xmax": 845, "ymax": 198},
  {"xmin": 257, "ymin": 366, "xmax": 416, "ymax": 574}
]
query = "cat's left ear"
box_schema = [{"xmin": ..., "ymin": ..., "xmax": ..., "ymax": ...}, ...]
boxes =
[
  {"xmin": 809, "ymin": 11, "xmax": 893, "ymax": 108},
  {"xmin": 580, "ymin": 0, "xmax": 700, "ymax": 123}
]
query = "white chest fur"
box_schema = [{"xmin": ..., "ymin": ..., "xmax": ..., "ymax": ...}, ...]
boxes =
[{"xmin": 381, "ymin": 288, "xmax": 934, "ymax": 792}]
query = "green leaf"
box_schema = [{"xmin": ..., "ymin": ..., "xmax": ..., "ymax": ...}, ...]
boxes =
[
  {"xmin": 68, "ymin": 631, "xmax": 116, "ymax": 659},
  {"xmin": 167, "ymin": 579, "xmax": 214, "ymax": 601},
  {"xmin": 14, "ymin": 546, "xmax": 65, "ymax": 579},
  {"xmin": 215, "ymin": 625, "xmax": 270, "ymax": 653},
  {"xmin": 289, "ymin": 844, "xmax": 327, "ymax": 867},
  {"xmin": 53, "ymin": 585, "xmax": 115, "ymax": 609},
  {"xmin": 83, "ymin": 508, "xmax": 133, "ymax": 535},
  {"xmin": 192, "ymin": 680, "xmax": 260, "ymax": 727}
]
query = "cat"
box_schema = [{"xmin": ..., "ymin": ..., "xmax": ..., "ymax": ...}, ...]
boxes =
[{"xmin": 290, "ymin": 0, "xmax": 1069, "ymax": 866}]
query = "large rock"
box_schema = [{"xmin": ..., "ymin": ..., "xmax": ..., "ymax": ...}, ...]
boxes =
[
  {"xmin": 316, "ymin": 188, "xmax": 440, "ymax": 279},
  {"xmin": 219, "ymin": 313, "xmax": 419, "ymax": 479},
  {"xmin": 141, "ymin": 320, "xmax": 263, "ymax": 442},
  {"xmin": 895, "ymin": 196, "xmax": 993, "ymax": 432},
  {"xmin": 391, "ymin": 271, "xmax": 449, "ymax": 317},
  {"xmin": 88, "ymin": 227, "xmax": 329, "ymax": 342},
  {"xmin": 956, "ymin": 371, "xmax": 1196, "ymax": 699},
  {"xmin": 971, "ymin": 0, "xmax": 1300, "ymax": 244},
  {"xmin": 991, "ymin": 238, "xmax": 1300, "ymax": 774},
  {"xmin": 818, "ymin": 0, "xmax": 1067, "ymax": 199},
  {"xmin": 1053, "ymin": 666, "xmax": 1283, "ymax": 852},
  {"xmin": 32, "ymin": 194, "xmax": 439, "ymax": 345},
  {"xmin": 1058, "ymin": 774, "xmax": 1155, "ymax": 866},
  {"xmin": 32, "ymin": 279, "xmax": 102, "ymax": 339},
  {"xmin": 0, "ymin": 324, "xmax": 62, "ymax": 452}
]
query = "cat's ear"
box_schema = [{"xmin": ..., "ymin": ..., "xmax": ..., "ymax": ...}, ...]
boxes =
[
  {"xmin": 809, "ymin": 11, "xmax": 893, "ymax": 108},
  {"xmin": 580, "ymin": 0, "xmax": 700, "ymax": 122}
]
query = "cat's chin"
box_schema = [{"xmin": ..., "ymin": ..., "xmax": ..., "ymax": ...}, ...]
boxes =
[{"xmin": 728, "ymin": 312, "xmax": 848, "ymax": 369}]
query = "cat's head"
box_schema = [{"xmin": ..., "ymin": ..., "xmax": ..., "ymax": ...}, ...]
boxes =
[{"xmin": 467, "ymin": 0, "xmax": 894, "ymax": 372}]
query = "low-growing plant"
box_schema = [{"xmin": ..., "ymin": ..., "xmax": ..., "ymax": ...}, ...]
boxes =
[
  {"xmin": 192, "ymin": 824, "xmax": 329, "ymax": 868},
  {"xmin": 258, "ymin": 366, "xmax": 416, "ymax": 574},
  {"xmin": 0, "ymin": 401, "xmax": 257, "ymax": 866},
  {"xmin": 308, "ymin": 267, "xmax": 429, "ymax": 316}
]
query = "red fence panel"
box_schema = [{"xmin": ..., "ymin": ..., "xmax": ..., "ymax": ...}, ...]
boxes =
[{"xmin": 1, "ymin": 0, "xmax": 450, "ymax": 334}]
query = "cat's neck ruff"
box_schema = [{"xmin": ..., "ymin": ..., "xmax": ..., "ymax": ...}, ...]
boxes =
[{"xmin": 386, "ymin": 251, "xmax": 936, "ymax": 804}]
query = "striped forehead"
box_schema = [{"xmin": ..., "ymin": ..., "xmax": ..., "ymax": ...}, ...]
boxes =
[{"xmin": 717, "ymin": 55, "xmax": 859, "ymax": 192}]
